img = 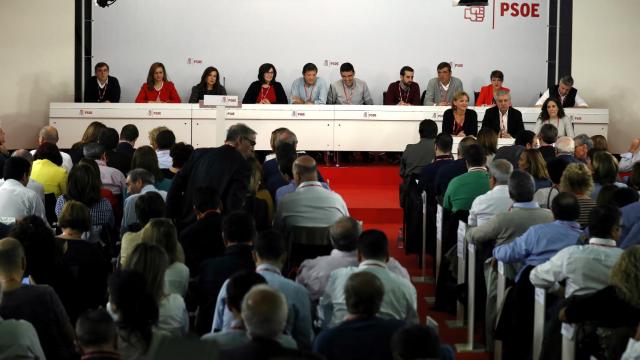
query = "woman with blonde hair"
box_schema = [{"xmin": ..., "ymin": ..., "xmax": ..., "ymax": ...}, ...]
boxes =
[
  {"xmin": 243, "ymin": 157, "xmax": 272, "ymax": 231},
  {"xmin": 442, "ymin": 91, "xmax": 478, "ymax": 137},
  {"xmin": 70, "ymin": 121, "xmax": 107, "ymax": 163},
  {"xmin": 518, "ymin": 149, "xmax": 552, "ymax": 191},
  {"xmin": 560, "ymin": 163, "xmax": 595, "ymax": 228}
]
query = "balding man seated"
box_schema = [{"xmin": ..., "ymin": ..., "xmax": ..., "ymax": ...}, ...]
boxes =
[
  {"xmin": 30, "ymin": 126, "xmax": 73, "ymax": 173},
  {"xmin": 274, "ymin": 155, "xmax": 349, "ymax": 231},
  {"xmin": 556, "ymin": 136, "xmax": 578, "ymax": 164}
]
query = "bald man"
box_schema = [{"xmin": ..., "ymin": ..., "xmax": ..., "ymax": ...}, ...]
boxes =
[
  {"xmin": 274, "ymin": 155, "xmax": 349, "ymax": 231},
  {"xmin": 30, "ymin": 126, "xmax": 73, "ymax": 173},
  {"xmin": 275, "ymin": 154, "xmax": 329, "ymax": 204}
]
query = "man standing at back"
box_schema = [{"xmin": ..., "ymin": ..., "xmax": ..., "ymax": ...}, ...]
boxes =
[
  {"xmin": 423, "ymin": 62, "xmax": 464, "ymax": 106},
  {"xmin": 535, "ymin": 75, "xmax": 588, "ymax": 108},
  {"xmin": 167, "ymin": 123, "xmax": 255, "ymax": 226},
  {"xmin": 384, "ymin": 66, "xmax": 421, "ymax": 106},
  {"xmin": 327, "ymin": 63, "xmax": 373, "ymax": 105}
]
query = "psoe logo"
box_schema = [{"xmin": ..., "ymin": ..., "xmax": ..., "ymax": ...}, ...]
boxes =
[
  {"xmin": 464, "ymin": 6, "xmax": 485, "ymax": 22},
  {"xmin": 148, "ymin": 110, "xmax": 162, "ymax": 116},
  {"xmin": 324, "ymin": 60, "xmax": 340, "ymax": 67},
  {"xmin": 79, "ymin": 109, "xmax": 93, "ymax": 116},
  {"xmin": 187, "ymin": 58, "xmax": 203, "ymax": 65}
]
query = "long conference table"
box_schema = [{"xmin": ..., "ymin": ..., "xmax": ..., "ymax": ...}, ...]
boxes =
[{"xmin": 49, "ymin": 103, "xmax": 609, "ymax": 153}]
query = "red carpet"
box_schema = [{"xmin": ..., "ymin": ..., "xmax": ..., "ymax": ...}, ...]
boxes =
[{"xmin": 319, "ymin": 165, "xmax": 489, "ymax": 360}]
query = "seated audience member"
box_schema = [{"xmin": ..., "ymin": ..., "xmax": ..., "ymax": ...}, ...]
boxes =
[
  {"xmin": 75, "ymin": 308, "xmax": 120, "ymax": 360},
  {"xmin": 179, "ymin": 187, "xmax": 224, "ymax": 275},
  {"xmin": 203, "ymin": 272, "xmax": 297, "ymax": 349},
  {"xmin": 57, "ymin": 201, "xmax": 110, "ymax": 322},
  {"xmin": 275, "ymin": 153, "xmax": 330, "ymax": 204},
  {"xmin": 121, "ymin": 169, "xmax": 167, "ymax": 235},
  {"xmin": 313, "ymin": 272, "xmax": 406, "ymax": 360},
  {"xmin": 213, "ymin": 230, "xmax": 313, "ymax": 349},
  {"xmin": 220, "ymin": 285, "xmax": 320, "ymax": 360},
  {"xmin": 391, "ymin": 324, "xmax": 456, "ymax": 360},
  {"xmin": 242, "ymin": 63, "xmax": 288, "ymax": 104},
  {"xmin": 98, "ymin": 127, "xmax": 132, "ymax": 175},
  {"xmin": 434, "ymin": 136, "xmax": 477, "ymax": 197},
  {"xmin": 534, "ymin": 157, "xmax": 568, "ymax": 208},
  {"xmin": 620, "ymin": 194, "xmax": 640, "ymax": 248},
  {"xmin": 443, "ymin": 144, "xmax": 489, "ymax": 213},
  {"xmin": 423, "ymin": 62, "xmax": 464, "ymax": 106},
  {"xmin": 120, "ymin": 191, "xmax": 166, "ymax": 267},
  {"xmin": 630, "ymin": 162, "xmax": 640, "ymax": 192},
  {"xmin": 476, "ymin": 70, "xmax": 509, "ymax": 106},
  {"xmin": 275, "ymin": 155, "xmax": 349, "ymax": 231},
  {"xmin": 0, "ymin": 282, "xmax": 45, "ymax": 359},
  {"xmin": 117, "ymin": 124, "xmax": 139, "ymax": 157},
  {"xmin": 155, "ymin": 129, "xmax": 176, "ymax": 170},
  {"xmin": 31, "ymin": 142, "xmax": 68, "ymax": 197},
  {"xmin": 535, "ymin": 75, "xmax": 588, "ymax": 108},
  {"xmin": 494, "ymin": 130, "xmax": 536, "ymax": 168},
  {"xmin": 83, "ymin": 142, "xmax": 126, "ymax": 195},
  {"xmin": 560, "ymin": 163, "xmax": 595, "ymax": 228},
  {"xmin": 162, "ymin": 142, "xmax": 193, "ymax": 180},
  {"xmin": 290, "ymin": 63, "xmax": 329, "ymax": 105},
  {"xmin": 481, "ymin": 90, "xmax": 524, "ymax": 138},
  {"xmin": 124, "ymin": 243, "xmax": 188, "ymax": 336},
  {"xmin": 619, "ymin": 137, "xmax": 640, "ymax": 173},
  {"xmin": 518, "ymin": 148, "xmax": 553, "ymax": 190},
  {"xmin": 0, "ymin": 238, "xmax": 76, "ymax": 360},
  {"xmin": 31, "ymin": 125, "xmax": 74, "ymax": 172},
  {"xmin": 131, "ymin": 145, "xmax": 172, "ymax": 192},
  {"xmin": 477, "ymin": 127, "xmax": 498, "ymax": 163},
  {"xmin": 70, "ymin": 121, "xmax": 107, "ymax": 164},
  {"xmin": 244, "ymin": 157, "xmax": 272, "ymax": 231},
  {"xmin": 196, "ymin": 211, "xmax": 256, "ymax": 335},
  {"xmin": 468, "ymin": 159, "xmax": 513, "ymax": 227},
  {"xmin": 135, "ymin": 62, "xmax": 181, "ymax": 103},
  {"xmin": 596, "ymin": 184, "xmax": 620, "ymax": 207},
  {"xmin": 297, "ymin": 216, "xmax": 409, "ymax": 302},
  {"xmin": 400, "ymin": 119, "xmax": 437, "ymax": 179},
  {"xmin": 84, "ymin": 62, "xmax": 121, "ymax": 103},
  {"xmin": 533, "ymin": 98, "xmax": 575, "ymax": 138},
  {"xmin": 590, "ymin": 151, "xmax": 626, "ymax": 199},
  {"xmin": 591, "ymin": 134, "xmax": 608, "ymax": 152},
  {"xmin": 0, "ymin": 157, "xmax": 46, "ymax": 222},
  {"xmin": 148, "ymin": 126, "xmax": 169, "ymax": 151},
  {"xmin": 189, "ymin": 66, "xmax": 227, "ymax": 103},
  {"xmin": 9, "ymin": 150, "xmax": 45, "ymax": 202},
  {"xmin": 320, "ymin": 230, "xmax": 418, "ymax": 328},
  {"xmin": 108, "ymin": 270, "xmax": 167, "ymax": 359},
  {"xmin": 385, "ymin": 66, "xmax": 421, "ymax": 106},
  {"xmin": 574, "ymin": 133, "xmax": 594, "ymax": 164},
  {"xmin": 442, "ymin": 91, "xmax": 478, "ymax": 137},
  {"xmin": 141, "ymin": 218, "xmax": 188, "ymax": 297},
  {"xmin": 418, "ymin": 133, "xmax": 455, "ymax": 194},
  {"xmin": 537, "ymin": 123, "xmax": 558, "ymax": 162},
  {"xmin": 556, "ymin": 136, "xmax": 579, "ymax": 164},
  {"xmin": 327, "ymin": 62, "xmax": 374, "ymax": 105},
  {"xmin": 264, "ymin": 129, "xmax": 297, "ymax": 196}
]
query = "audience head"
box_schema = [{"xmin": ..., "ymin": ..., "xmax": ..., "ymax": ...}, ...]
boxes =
[
  {"xmin": 357, "ymin": 229, "xmax": 389, "ymax": 263},
  {"xmin": 148, "ymin": 126, "xmax": 169, "ymax": 150},
  {"xmin": 508, "ymin": 170, "xmax": 536, "ymax": 203},
  {"xmin": 573, "ymin": 134, "xmax": 593, "ymax": 161},
  {"xmin": 270, "ymin": 128, "xmax": 288, "ymax": 152},
  {"xmin": 247, "ymin": 157, "xmax": 263, "ymax": 195},
  {"xmin": 37, "ymin": 125, "xmax": 60, "ymax": 145},
  {"xmin": 9, "ymin": 216, "xmax": 62, "ymax": 283},
  {"xmin": 126, "ymin": 168, "xmax": 155, "ymax": 195},
  {"xmin": 591, "ymin": 151, "xmax": 619, "ymax": 186},
  {"xmin": 11, "ymin": 149, "xmax": 34, "ymax": 164},
  {"xmin": 77, "ymin": 158, "xmax": 102, "ymax": 185},
  {"xmin": 591, "ymin": 135, "xmax": 608, "ymax": 152},
  {"xmin": 457, "ymin": 135, "xmax": 477, "ymax": 158},
  {"xmin": 169, "ymin": 142, "xmax": 193, "ymax": 169},
  {"xmin": 487, "ymin": 159, "xmax": 513, "ymax": 186},
  {"xmin": 80, "ymin": 122, "xmax": 107, "ymax": 145},
  {"xmin": 225, "ymin": 123, "xmax": 257, "ymax": 159},
  {"xmin": 330, "ymin": 216, "xmax": 362, "ymax": 252},
  {"xmin": 98, "ymin": 127, "xmax": 119, "ymax": 152},
  {"xmin": 134, "ymin": 191, "xmax": 166, "ymax": 227},
  {"xmin": 0, "ymin": 237, "xmax": 26, "ymax": 281},
  {"xmin": 120, "ymin": 124, "xmax": 139, "ymax": 143},
  {"xmin": 611, "ymin": 246, "xmax": 640, "ymax": 308},
  {"xmin": 435, "ymin": 133, "xmax": 453, "ymax": 155},
  {"xmin": 391, "ymin": 324, "xmax": 444, "ymax": 360},
  {"xmin": 538, "ymin": 123, "xmax": 558, "ymax": 145},
  {"xmin": 293, "ymin": 155, "xmax": 318, "ymax": 183},
  {"xmin": 3, "ymin": 156, "xmax": 31, "ymax": 186},
  {"xmin": 556, "ymin": 136, "xmax": 575, "ymax": 155},
  {"xmin": 276, "ymin": 142, "xmax": 297, "ymax": 181},
  {"xmin": 418, "ymin": 120, "xmax": 438, "ymax": 139},
  {"xmin": 132, "ymin": 146, "xmax": 163, "ymax": 181},
  {"xmin": 596, "ymin": 184, "xmax": 618, "ymax": 207},
  {"xmin": 518, "ymin": 149, "xmax": 550, "ymax": 180},
  {"xmin": 193, "ymin": 187, "xmax": 221, "ymax": 215},
  {"xmin": 344, "ymin": 271, "xmax": 384, "ymax": 318},
  {"xmin": 199, "ymin": 66, "xmax": 220, "ymax": 89},
  {"xmin": 226, "ymin": 271, "xmax": 267, "ymax": 315},
  {"xmin": 477, "ymin": 127, "xmax": 498, "ymax": 156},
  {"xmin": 34, "ymin": 142, "xmax": 63, "ymax": 166},
  {"xmin": 83, "ymin": 142, "xmax": 107, "ymax": 161},
  {"xmin": 141, "ymin": 218, "xmax": 180, "ymax": 264},
  {"xmin": 58, "ymin": 200, "xmax": 91, "ymax": 234},
  {"xmin": 539, "ymin": 98, "xmax": 566, "ymax": 120},
  {"xmin": 547, "ymin": 158, "xmax": 568, "ymax": 185},
  {"xmin": 222, "ymin": 211, "xmax": 256, "ymax": 245},
  {"xmin": 589, "ymin": 205, "xmax": 622, "ymax": 241},
  {"xmin": 273, "ymin": 128, "xmax": 298, "ymax": 150},
  {"xmin": 155, "ymin": 129, "xmax": 176, "ymax": 151},
  {"xmin": 126, "ymin": 242, "xmax": 169, "ymax": 303},
  {"xmin": 75, "ymin": 308, "xmax": 118, "ymax": 355},
  {"xmin": 550, "ymin": 192, "xmax": 580, "ymax": 221},
  {"xmin": 560, "ymin": 163, "xmax": 593, "ymax": 196},
  {"xmin": 146, "ymin": 62, "xmax": 168, "ymax": 90},
  {"xmin": 254, "ymin": 229, "xmax": 287, "ymax": 266},
  {"xmin": 515, "ymin": 130, "xmax": 537, "ymax": 149},
  {"xmin": 462, "ymin": 143, "xmax": 486, "ymax": 168},
  {"xmin": 241, "ymin": 285, "xmax": 288, "ymax": 340}
]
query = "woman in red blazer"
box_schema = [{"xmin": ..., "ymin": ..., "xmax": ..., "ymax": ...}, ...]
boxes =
[
  {"xmin": 135, "ymin": 62, "xmax": 181, "ymax": 103},
  {"xmin": 475, "ymin": 70, "xmax": 509, "ymax": 106}
]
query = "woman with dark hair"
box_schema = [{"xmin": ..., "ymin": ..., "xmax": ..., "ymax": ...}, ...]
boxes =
[
  {"xmin": 31, "ymin": 142, "xmax": 67, "ymax": 196},
  {"xmin": 477, "ymin": 127, "xmax": 498, "ymax": 163},
  {"xmin": 442, "ymin": 91, "xmax": 478, "ymax": 137},
  {"xmin": 475, "ymin": 70, "xmax": 509, "ymax": 106},
  {"xmin": 243, "ymin": 157, "xmax": 272, "ymax": 231},
  {"xmin": 590, "ymin": 151, "xmax": 626, "ymax": 200},
  {"xmin": 188, "ymin": 66, "xmax": 227, "ymax": 103},
  {"xmin": 131, "ymin": 146, "xmax": 172, "ymax": 192},
  {"xmin": 107, "ymin": 270, "xmax": 165, "ymax": 359},
  {"xmin": 135, "ymin": 62, "xmax": 181, "ymax": 103},
  {"xmin": 534, "ymin": 157, "xmax": 568, "ymax": 209},
  {"xmin": 70, "ymin": 121, "xmax": 107, "ymax": 163},
  {"xmin": 591, "ymin": 135, "xmax": 608, "ymax": 152},
  {"xmin": 161, "ymin": 142, "xmax": 193, "ymax": 180},
  {"xmin": 518, "ymin": 148, "xmax": 553, "ymax": 190},
  {"xmin": 242, "ymin": 63, "xmax": 288, "ymax": 104},
  {"xmin": 533, "ymin": 98, "xmax": 574, "ymax": 137}
]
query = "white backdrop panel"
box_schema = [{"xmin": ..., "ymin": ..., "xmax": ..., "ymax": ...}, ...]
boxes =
[{"xmin": 93, "ymin": 0, "xmax": 548, "ymax": 106}]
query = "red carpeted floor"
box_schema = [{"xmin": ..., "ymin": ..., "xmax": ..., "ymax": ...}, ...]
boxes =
[{"xmin": 319, "ymin": 165, "xmax": 489, "ymax": 360}]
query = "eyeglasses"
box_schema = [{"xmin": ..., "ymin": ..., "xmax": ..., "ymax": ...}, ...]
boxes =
[{"xmin": 243, "ymin": 137, "xmax": 256, "ymax": 147}]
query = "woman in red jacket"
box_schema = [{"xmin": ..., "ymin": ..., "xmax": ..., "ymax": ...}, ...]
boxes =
[
  {"xmin": 135, "ymin": 62, "xmax": 181, "ymax": 103},
  {"xmin": 475, "ymin": 70, "xmax": 509, "ymax": 106}
]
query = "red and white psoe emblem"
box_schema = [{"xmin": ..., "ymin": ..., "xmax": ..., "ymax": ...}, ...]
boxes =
[{"xmin": 464, "ymin": 6, "xmax": 485, "ymax": 22}]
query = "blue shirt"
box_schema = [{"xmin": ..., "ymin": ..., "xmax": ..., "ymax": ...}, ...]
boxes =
[
  {"xmin": 275, "ymin": 181, "xmax": 330, "ymax": 204},
  {"xmin": 493, "ymin": 220, "xmax": 582, "ymax": 281},
  {"xmin": 620, "ymin": 202, "xmax": 640, "ymax": 246},
  {"xmin": 290, "ymin": 77, "xmax": 329, "ymax": 104}
]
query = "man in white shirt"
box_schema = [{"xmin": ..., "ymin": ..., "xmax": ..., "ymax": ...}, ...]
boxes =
[
  {"xmin": 467, "ymin": 159, "xmax": 513, "ymax": 227},
  {"xmin": 7, "ymin": 150, "xmax": 45, "ymax": 203},
  {"xmin": 535, "ymin": 75, "xmax": 588, "ymax": 108},
  {"xmin": 155, "ymin": 129, "xmax": 175, "ymax": 169},
  {"xmin": 83, "ymin": 142, "xmax": 126, "ymax": 195},
  {"xmin": 0, "ymin": 157, "xmax": 46, "ymax": 223},
  {"xmin": 121, "ymin": 168, "xmax": 167, "ymax": 235},
  {"xmin": 275, "ymin": 156, "xmax": 349, "ymax": 231},
  {"xmin": 319, "ymin": 229, "xmax": 418, "ymax": 328},
  {"xmin": 30, "ymin": 126, "xmax": 73, "ymax": 173},
  {"xmin": 619, "ymin": 137, "xmax": 640, "ymax": 172}
]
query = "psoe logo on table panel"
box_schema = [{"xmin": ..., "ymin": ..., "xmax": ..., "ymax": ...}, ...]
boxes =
[
  {"xmin": 79, "ymin": 109, "xmax": 94, "ymax": 116},
  {"xmin": 148, "ymin": 110, "xmax": 162, "ymax": 117}
]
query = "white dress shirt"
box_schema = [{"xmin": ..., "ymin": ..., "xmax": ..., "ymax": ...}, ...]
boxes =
[
  {"xmin": 619, "ymin": 150, "xmax": 640, "ymax": 172},
  {"xmin": 319, "ymin": 259, "xmax": 418, "ymax": 328},
  {"xmin": 467, "ymin": 185, "xmax": 512, "ymax": 227},
  {"xmin": 0, "ymin": 179, "xmax": 47, "ymax": 222},
  {"xmin": 165, "ymin": 261, "xmax": 190, "ymax": 297},
  {"xmin": 529, "ymin": 237, "xmax": 622, "ymax": 297},
  {"xmin": 157, "ymin": 293, "xmax": 189, "ymax": 337},
  {"xmin": 0, "ymin": 178, "xmax": 45, "ymax": 204},
  {"xmin": 535, "ymin": 89, "xmax": 588, "ymax": 107},
  {"xmin": 156, "ymin": 149, "xmax": 172, "ymax": 169},
  {"xmin": 622, "ymin": 338, "xmax": 640, "ymax": 360},
  {"xmin": 30, "ymin": 149, "xmax": 73, "ymax": 173},
  {"xmin": 95, "ymin": 160, "xmax": 126, "ymax": 195},
  {"xmin": 275, "ymin": 181, "xmax": 349, "ymax": 229}
]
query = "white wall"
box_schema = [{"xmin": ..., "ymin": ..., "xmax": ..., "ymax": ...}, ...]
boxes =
[
  {"xmin": 573, "ymin": 0, "xmax": 640, "ymax": 154},
  {"xmin": 0, "ymin": 0, "xmax": 75, "ymax": 149}
]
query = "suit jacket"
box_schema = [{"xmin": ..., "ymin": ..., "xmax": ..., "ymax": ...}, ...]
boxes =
[
  {"xmin": 494, "ymin": 144, "xmax": 525, "ymax": 168},
  {"xmin": 434, "ymin": 158, "xmax": 467, "ymax": 197},
  {"xmin": 442, "ymin": 109, "xmax": 478, "ymax": 137},
  {"xmin": 400, "ymin": 138, "xmax": 436, "ymax": 178},
  {"xmin": 538, "ymin": 145, "xmax": 556, "ymax": 163},
  {"xmin": 166, "ymin": 144, "xmax": 250, "ymax": 225},
  {"xmin": 423, "ymin": 76, "xmax": 464, "ymax": 105},
  {"xmin": 221, "ymin": 338, "xmax": 321, "ymax": 360},
  {"xmin": 481, "ymin": 106, "xmax": 524, "ymax": 138},
  {"xmin": 178, "ymin": 211, "xmax": 225, "ymax": 276},
  {"xmin": 116, "ymin": 142, "xmax": 135, "ymax": 157},
  {"xmin": 105, "ymin": 150, "xmax": 131, "ymax": 176}
]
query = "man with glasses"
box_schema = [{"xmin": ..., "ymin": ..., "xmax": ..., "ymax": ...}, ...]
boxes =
[
  {"xmin": 167, "ymin": 123, "xmax": 256, "ymax": 227},
  {"xmin": 327, "ymin": 63, "xmax": 373, "ymax": 105}
]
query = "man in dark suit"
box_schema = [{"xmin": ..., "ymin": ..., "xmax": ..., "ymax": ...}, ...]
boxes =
[
  {"xmin": 400, "ymin": 119, "xmax": 437, "ymax": 179},
  {"xmin": 116, "ymin": 124, "xmax": 138, "ymax": 158},
  {"xmin": 481, "ymin": 90, "xmax": 524, "ymax": 138},
  {"xmin": 434, "ymin": 136, "xmax": 478, "ymax": 197},
  {"xmin": 495, "ymin": 130, "xmax": 536, "ymax": 168},
  {"xmin": 84, "ymin": 62, "xmax": 120, "ymax": 103},
  {"xmin": 538, "ymin": 123, "xmax": 558, "ymax": 163},
  {"xmin": 166, "ymin": 123, "xmax": 255, "ymax": 227},
  {"xmin": 98, "ymin": 127, "xmax": 131, "ymax": 175}
]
